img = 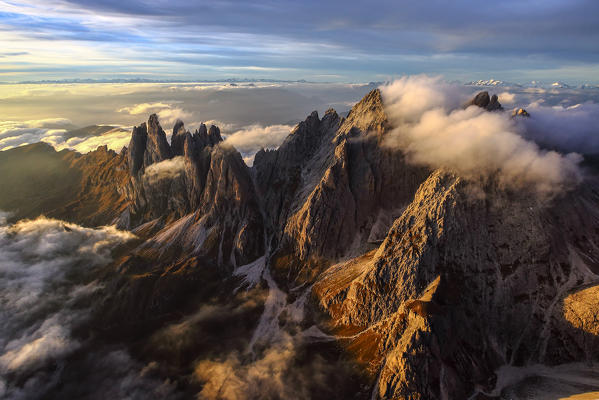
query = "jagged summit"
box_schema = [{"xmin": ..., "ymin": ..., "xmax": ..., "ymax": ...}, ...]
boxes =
[
  {"xmin": 341, "ymin": 88, "xmax": 388, "ymax": 135},
  {"xmin": 170, "ymin": 119, "xmax": 187, "ymax": 156},
  {"xmin": 127, "ymin": 114, "xmax": 224, "ymax": 178},
  {"xmin": 146, "ymin": 113, "xmax": 173, "ymax": 161},
  {"xmin": 127, "ymin": 114, "xmax": 173, "ymax": 176},
  {"xmin": 467, "ymin": 90, "xmax": 503, "ymax": 111}
]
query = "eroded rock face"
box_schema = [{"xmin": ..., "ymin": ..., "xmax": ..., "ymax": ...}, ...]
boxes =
[
  {"xmin": 564, "ymin": 286, "xmax": 599, "ymax": 336},
  {"xmin": 170, "ymin": 119, "xmax": 187, "ymax": 156},
  {"xmin": 314, "ymin": 168, "xmax": 599, "ymax": 398},
  {"xmin": 256, "ymin": 90, "xmax": 428, "ymax": 284}
]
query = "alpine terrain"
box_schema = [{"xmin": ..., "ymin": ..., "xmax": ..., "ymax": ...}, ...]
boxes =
[{"xmin": 1, "ymin": 89, "xmax": 599, "ymax": 400}]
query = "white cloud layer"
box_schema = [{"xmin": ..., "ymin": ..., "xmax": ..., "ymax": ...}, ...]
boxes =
[
  {"xmin": 118, "ymin": 101, "xmax": 193, "ymax": 126},
  {"xmin": 381, "ymin": 76, "xmax": 583, "ymax": 196}
]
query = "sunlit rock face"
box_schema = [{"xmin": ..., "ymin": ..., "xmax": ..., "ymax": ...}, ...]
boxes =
[
  {"xmin": 121, "ymin": 114, "xmax": 265, "ymax": 268},
  {"xmin": 564, "ymin": 286, "xmax": 599, "ymax": 336}
]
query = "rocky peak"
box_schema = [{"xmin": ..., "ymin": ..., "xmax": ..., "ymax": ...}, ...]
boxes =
[
  {"xmin": 273, "ymin": 110, "xmax": 324, "ymax": 165},
  {"xmin": 207, "ymin": 125, "xmax": 222, "ymax": 145},
  {"xmin": 127, "ymin": 122, "xmax": 147, "ymax": 176},
  {"xmin": 340, "ymin": 88, "xmax": 388, "ymax": 136},
  {"xmin": 171, "ymin": 119, "xmax": 187, "ymax": 156},
  {"xmin": 470, "ymin": 91, "xmax": 491, "ymax": 108},
  {"xmin": 512, "ymin": 107, "xmax": 530, "ymax": 117},
  {"xmin": 127, "ymin": 114, "xmax": 175, "ymax": 177},
  {"xmin": 196, "ymin": 123, "xmax": 207, "ymax": 138},
  {"xmin": 487, "ymin": 93, "xmax": 502, "ymax": 111},
  {"xmin": 468, "ymin": 91, "xmax": 504, "ymax": 111},
  {"xmin": 146, "ymin": 114, "xmax": 172, "ymax": 161},
  {"xmin": 191, "ymin": 123, "xmax": 223, "ymax": 149},
  {"xmin": 172, "ymin": 119, "xmax": 185, "ymax": 136},
  {"xmin": 321, "ymin": 108, "xmax": 340, "ymax": 132}
]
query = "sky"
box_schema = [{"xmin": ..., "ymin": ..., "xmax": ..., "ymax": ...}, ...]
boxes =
[{"xmin": 1, "ymin": 0, "xmax": 599, "ymax": 84}]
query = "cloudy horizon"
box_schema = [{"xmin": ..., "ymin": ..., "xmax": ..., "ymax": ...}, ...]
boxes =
[{"xmin": 1, "ymin": 0, "xmax": 599, "ymax": 84}]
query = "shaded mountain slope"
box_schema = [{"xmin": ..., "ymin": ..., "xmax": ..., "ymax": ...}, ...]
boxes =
[{"xmin": 0, "ymin": 142, "xmax": 128, "ymax": 224}]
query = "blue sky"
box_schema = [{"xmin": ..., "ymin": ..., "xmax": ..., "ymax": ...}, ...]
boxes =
[{"xmin": 1, "ymin": 0, "xmax": 598, "ymax": 83}]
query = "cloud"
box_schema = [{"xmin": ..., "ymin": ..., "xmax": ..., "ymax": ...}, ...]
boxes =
[
  {"xmin": 0, "ymin": 216, "xmax": 141, "ymax": 397},
  {"xmin": 0, "ymin": 211, "xmax": 11, "ymax": 225},
  {"xmin": 223, "ymin": 124, "xmax": 293, "ymax": 165},
  {"xmin": 193, "ymin": 337, "xmax": 333, "ymax": 400},
  {"xmin": 143, "ymin": 156, "xmax": 186, "ymax": 183},
  {"xmin": 2, "ymin": 0, "xmax": 599, "ymax": 83},
  {"xmin": 521, "ymin": 102, "xmax": 599, "ymax": 154},
  {"xmin": 0, "ymin": 216, "xmax": 180, "ymax": 399},
  {"xmin": 1, "ymin": 82, "xmax": 376, "ymax": 141},
  {"xmin": 381, "ymin": 76, "xmax": 583, "ymax": 196},
  {"xmin": 497, "ymin": 91, "xmax": 516, "ymax": 105},
  {"xmin": 156, "ymin": 107, "xmax": 193, "ymax": 126},
  {"xmin": 194, "ymin": 340, "xmax": 300, "ymax": 400},
  {"xmin": 0, "ymin": 119, "xmax": 132, "ymax": 153},
  {"xmin": 62, "ymin": 127, "xmax": 132, "ymax": 153},
  {"xmin": 118, "ymin": 102, "xmax": 174, "ymax": 115},
  {"xmin": 118, "ymin": 101, "xmax": 194, "ymax": 127},
  {"xmin": 0, "ymin": 118, "xmax": 73, "ymax": 150}
]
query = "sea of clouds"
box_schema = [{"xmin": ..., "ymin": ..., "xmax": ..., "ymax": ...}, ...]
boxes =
[{"xmin": 0, "ymin": 81, "xmax": 377, "ymax": 157}]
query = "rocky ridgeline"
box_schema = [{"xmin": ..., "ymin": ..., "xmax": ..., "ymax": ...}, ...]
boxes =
[{"xmin": 4, "ymin": 90, "xmax": 598, "ymax": 399}]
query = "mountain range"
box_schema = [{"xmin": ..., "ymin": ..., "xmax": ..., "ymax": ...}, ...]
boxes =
[{"xmin": 1, "ymin": 89, "xmax": 598, "ymax": 399}]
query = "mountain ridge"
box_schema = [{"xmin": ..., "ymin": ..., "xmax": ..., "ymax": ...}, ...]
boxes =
[{"xmin": 1, "ymin": 89, "xmax": 598, "ymax": 399}]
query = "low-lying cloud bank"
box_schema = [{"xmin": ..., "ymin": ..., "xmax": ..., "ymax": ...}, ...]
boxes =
[
  {"xmin": 381, "ymin": 76, "xmax": 586, "ymax": 196},
  {"xmin": 0, "ymin": 216, "xmax": 176, "ymax": 399},
  {"xmin": 0, "ymin": 119, "xmax": 131, "ymax": 153}
]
